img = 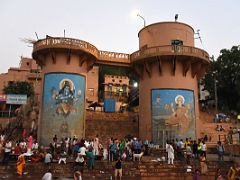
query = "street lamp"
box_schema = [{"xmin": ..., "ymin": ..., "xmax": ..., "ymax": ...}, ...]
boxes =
[
  {"xmin": 137, "ymin": 13, "xmax": 146, "ymax": 27},
  {"xmin": 133, "ymin": 82, "xmax": 138, "ymax": 88}
]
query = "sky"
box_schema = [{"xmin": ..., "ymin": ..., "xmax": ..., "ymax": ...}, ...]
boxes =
[{"xmin": 0, "ymin": 0, "xmax": 239, "ymax": 73}]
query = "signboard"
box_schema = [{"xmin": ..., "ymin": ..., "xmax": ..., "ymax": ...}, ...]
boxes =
[
  {"xmin": 6, "ymin": 94, "xmax": 27, "ymax": 104},
  {"xmin": 0, "ymin": 94, "xmax": 7, "ymax": 102}
]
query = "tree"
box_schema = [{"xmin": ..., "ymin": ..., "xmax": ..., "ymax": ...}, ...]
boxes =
[
  {"xmin": 202, "ymin": 46, "xmax": 240, "ymax": 111},
  {"xmin": 3, "ymin": 81, "xmax": 34, "ymax": 97}
]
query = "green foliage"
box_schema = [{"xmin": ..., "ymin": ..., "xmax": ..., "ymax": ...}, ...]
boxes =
[
  {"xmin": 3, "ymin": 81, "xmax": 34, "ymax": 97},
  {"xmin": 202, "ymin": 46, "xmax": 240, "ymax": 111}
]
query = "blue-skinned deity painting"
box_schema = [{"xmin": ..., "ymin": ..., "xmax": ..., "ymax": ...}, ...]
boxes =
[{"xmin": 40, "ymin": 73, "xmax": 85, "ymax": 146}]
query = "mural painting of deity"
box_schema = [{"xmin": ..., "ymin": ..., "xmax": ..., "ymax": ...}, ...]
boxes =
[
  {"xmin": 41, "ymin": 73, "xmax": 85, "ymax": 146},
  {"xmin": 53, "ymin": 79, "xmax": 81, "ymax": 116},
  {"xmin": 166, "ymin": 95, "xmax": 190, "ymax": 134},
  {"xmin": 151, "ymin": 89, "xmax": 195, "ymax": 144}
]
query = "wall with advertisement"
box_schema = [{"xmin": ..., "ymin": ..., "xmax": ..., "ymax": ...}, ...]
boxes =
[
  {"xmin": 41, "ymin": 72, "xmax": 85, "ymax": 146},
  {"xmin": 151, "ymin": 89, "xmax": 195, "ymax": 146}
]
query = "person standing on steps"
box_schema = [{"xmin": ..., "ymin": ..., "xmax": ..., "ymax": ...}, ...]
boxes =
[
  {"xmin": 16, "ymin": 154, "xmax": 26, "ymax": 177},
  {"xmin": 114, "ymin": 157, "xmax": 122, "ymax": 180},
  {"xmin": 216, "ymin": 141, "xmax": 224, "ymax": 161},
  {"xmin": 201, "ymin": 141, "xmax": 207, "ymax": 158},
  {"xmin": 199, "ymin": 152, "xmax": 208, "ymax": 175},
  {"xmin": 166, "ymin": 142, "xmax": 174, "ymax": 165}
]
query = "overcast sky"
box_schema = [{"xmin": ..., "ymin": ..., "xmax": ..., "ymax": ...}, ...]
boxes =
[{"xmin": 0, "ymin": 0, "xmax": 239, "ymax": 73}]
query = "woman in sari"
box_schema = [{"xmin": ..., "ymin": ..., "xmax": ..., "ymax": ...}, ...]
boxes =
[
  {"xmin": 199, "ymin": 153, "xmax": 207, "ymax": 175},
  {"xmin": 17, "ymin": 154, "xmax": 26, "ymax": 176}
]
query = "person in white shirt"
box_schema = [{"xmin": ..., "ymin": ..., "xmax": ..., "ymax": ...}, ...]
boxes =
[
  {"xmin": 32, "ymin": 141, "xmax": 39, "ymax": 151},
  {"xmin": 180, "ymin": 139, "xmax": 185, "ymax": 149},
  {"xmin": 201, "ymin": 141, "xmax": 207, "ymax": 158},
  {"xmin": 3, "ymin": 140, "xmax": 12, "ymax": 164},
  {"xmin": 166, "ymin": 142, "xmax": 174, "ymax": 165},
  {"xmin": 93, "ymin": 135, "xmax": 99, "ymax": 156},
  {"xmin": 58, "ymin": 151, "xmax": 67, "ymax": 164},
  {"xmin": 44, "ymin": 152, "xmax": 52, "ymax": 167},
  {"xmin": 75, "ymin": 153, "xmax": 84, "ymax": 173},
  {"xmin": 79, "ymin": 146, "xmax": 86, "ymax": 156},
  {"xmin": 42, "ymin": 169, "xmax": 52, "ymax": 180},
  {"xmin": 84, "ymin": 140, "xmax": 90, "ymax": 149}
]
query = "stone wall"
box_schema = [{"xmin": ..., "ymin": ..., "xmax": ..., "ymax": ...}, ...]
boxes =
[{"xmin": 85, "ymin": 111, "xmax": 139, "ymax": 146}]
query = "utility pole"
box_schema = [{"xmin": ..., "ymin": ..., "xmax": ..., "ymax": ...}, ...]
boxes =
[{"xmin": 214, "ymin": 75, "xmax": 218, "ymax": 114}]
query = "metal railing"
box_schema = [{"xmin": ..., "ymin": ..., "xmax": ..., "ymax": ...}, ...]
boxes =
[
  {"xmin": 130, "ymin": 45, "xmax": 210, "ymax": 63},
  {"xmin": 99, "ymin": 50, "xmax": 130, "ymax": 63},
  {"xmin": 0, "ymin": 111, "xmax": 17, "ymax": 118},
  {"xmin": 33, "ymin": 37, "xmax": 130, "ymax": 64},
  {"xmin": 33, "ymin": 37, "xmax": 99, "ymax": 58}
]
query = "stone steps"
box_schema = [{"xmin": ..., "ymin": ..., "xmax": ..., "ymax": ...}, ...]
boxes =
[{"xmin": 0, "ymin": 159, "xmax": 233, "ymax": 180}]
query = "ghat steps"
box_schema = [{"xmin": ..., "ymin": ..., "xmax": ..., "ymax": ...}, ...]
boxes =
[{"xmin": 0, "ymin": 156, "xmax": 233, "ymax": 180}]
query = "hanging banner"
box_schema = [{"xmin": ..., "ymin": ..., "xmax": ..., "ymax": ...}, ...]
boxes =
[{"xmin": 6, "ymin": 94, "xmax": 27, "ymax": 104}]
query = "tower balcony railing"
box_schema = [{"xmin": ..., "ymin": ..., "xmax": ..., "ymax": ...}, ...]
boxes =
[
  {"xmin": 33, "ymin": 37, "xmax": 99, "ymax": 58},
  {"xmin": 99, "ymin": 50, "xmax": 130, "ymax": 63},
  {"xmin": 33, "ymin": 37, "xmax": 130, "ymax": 64},
  {"xmin": 130, "ymin": 45, "xmax": 210, "ymax": 63}
]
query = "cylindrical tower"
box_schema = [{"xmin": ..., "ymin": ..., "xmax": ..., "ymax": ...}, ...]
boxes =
[
  {"xmin": 32, "ymin": 37, "xmax": 97, "ymax": 146},
  {"xmin": 130, "ymin": 22, "xmax": 210, "ymax": 146}
]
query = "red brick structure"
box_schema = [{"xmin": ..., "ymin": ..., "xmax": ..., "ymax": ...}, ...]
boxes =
[
  {"xmin": 131, "ymin": 22, "xmax": 209, "ymax": 144},
  {"xmin": 29, "ymin": 21, "xmax": 209, "ymax": 145}
]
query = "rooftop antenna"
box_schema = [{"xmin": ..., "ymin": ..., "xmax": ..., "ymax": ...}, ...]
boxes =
[
  {"xmin": 35, "ymin": 32, "xmax": 39, "ymax": 40},
  {"xmin": 175, "ymin": 14, "xmax": 178, "ymax": 22},
  {"xmin": 194, "ymin": 29, "xmax": 204, "ymax": 48}
]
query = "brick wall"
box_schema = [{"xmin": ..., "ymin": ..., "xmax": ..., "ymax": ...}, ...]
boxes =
[{"xmin": 85, "ymin": 111, "xmax": 139, "ymax": 146}]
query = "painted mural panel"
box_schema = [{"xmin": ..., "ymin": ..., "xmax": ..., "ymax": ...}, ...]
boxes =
[
  {"xmin": 41, "ymin": 73, "xmax": 85, "ymax": 146},
  {"xmin": 151, "ymin": 89, "xmax": 195, "ymax": 145}
]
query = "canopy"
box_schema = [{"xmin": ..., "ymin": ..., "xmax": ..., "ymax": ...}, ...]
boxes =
[{"xmin": 88, "ymin": 102, "xmax": 103, "ymax": 108}]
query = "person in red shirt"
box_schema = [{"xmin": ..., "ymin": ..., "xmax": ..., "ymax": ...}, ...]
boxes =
[{"xmin": 14, "ymin": 143, "xmax": 22, "ymax": 155}]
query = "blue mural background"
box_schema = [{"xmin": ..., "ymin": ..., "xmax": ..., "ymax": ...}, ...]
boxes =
[
  {"xmin": 41, "ymin": 73, "xmax": 85, "ymax": 146},
  {"xmin": 151, "ymin": 89, "xmax": 195, "ymax": 145}
]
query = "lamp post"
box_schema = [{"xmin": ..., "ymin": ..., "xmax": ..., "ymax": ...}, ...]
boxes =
[
  {"xmin": 137, "ymin": 13, "xmax": 146, "ymax": 27},
  {"xmin": 214, "ymin": 77, "xmax": 218, "ymax": 114}
]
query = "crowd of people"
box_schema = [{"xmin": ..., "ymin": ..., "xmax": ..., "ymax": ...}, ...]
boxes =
[
  {"xmin": 165, "ymin": 138, "xmax": 208, "ymax": 163},
  {"xmin": 0, "ymin": 132, "xmax": 240, "ymax": 179},
  {"xmin": 0, "ymin": 133, "xmax": 147, "ymax": 179}
]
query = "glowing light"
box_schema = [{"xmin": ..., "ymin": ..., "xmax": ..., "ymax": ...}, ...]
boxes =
[
  {"xmin": 131, "ymin": 9, "xmax": 140, "ymax": 19},
  {"xmin": 133, "ymin": 82, "xmax": 138, "ymax": 88}
]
